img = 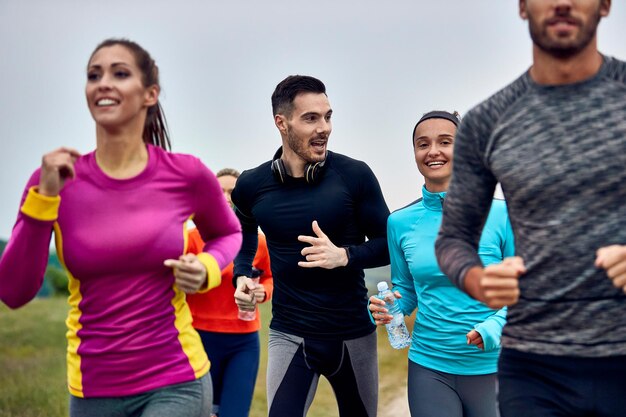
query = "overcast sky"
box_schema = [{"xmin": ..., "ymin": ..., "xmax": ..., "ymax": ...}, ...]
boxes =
[{"xmin": 1, "ymin": 1, "xmax": 625, "ymax": 240}]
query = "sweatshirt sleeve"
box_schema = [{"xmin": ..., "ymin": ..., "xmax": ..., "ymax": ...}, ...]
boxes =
[
  {"xmin": 231, "ymin": 172, "xmax": 259, "ymax": 280},
  {"xmin": 0, "ymin": 171, "xmax": 55, "ymax": 309},
  {"xmin": 435, "ymin": 112, "xmax": 499, "ymax": 291},
  {"xmin": 472, "ymin": 200, "xmax": 514, "ymax": 351},
  {"xmin": 502, "ymin": 214, "xmax": 515, "ymax": 258},
  {"xmin": 186, "ymin": 227, "xmax": 204, "ymax": 255},
  {"xmin": 473, "ymin": 307, "xmax": 507, "ymax": 352},
  {"xmin": 345, "ymin": 162, "xmax": 390, "ymax": 269},
  {"xmin": 388, "ymin": 214, "xmax": 417, "ymax": 316},
  {"xmin": 255, "ymin": 234, "xmax": 274, "ymax": 303},
  {"xmin": 191, "ymin": 159, "xmax": 242, "ymax": 291}
]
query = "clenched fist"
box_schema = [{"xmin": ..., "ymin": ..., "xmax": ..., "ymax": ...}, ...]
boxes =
[{"xmin": 464, "ymin": 257, "xmax": 526, "ymax": 309}]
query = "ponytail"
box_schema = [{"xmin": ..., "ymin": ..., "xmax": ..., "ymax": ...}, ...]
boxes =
[{"xmin": 144, "ymin": 101, "xmax": 171, "ymax": 151}]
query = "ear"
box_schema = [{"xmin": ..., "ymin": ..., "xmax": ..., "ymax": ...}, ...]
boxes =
[
  {"xmin": 144, "ymin": 84, "xmax": 159, "ymax": 107},
  {"xmin": 600, "ymin": 0, "xmax": 611, "ymax": 17},
  {"xmin": 275, "ymin": 114, "xmax": 288, "ymax": 134},
  {"xmin": 519, "ymin": 0, "xmax": 528, "ymax": 20}
]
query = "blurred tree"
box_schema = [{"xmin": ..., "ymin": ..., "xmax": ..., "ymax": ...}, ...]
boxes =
[{"xmin": 45, "ymin": 266, "xmax": 69, "ymax": 296}]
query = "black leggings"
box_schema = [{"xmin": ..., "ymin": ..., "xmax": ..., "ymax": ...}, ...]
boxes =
[
  {"xmin": 407, "ymin": 360, "xmax": 498, "ymax": 417},
  {"xmin": 266, "ymin": 329, "xmax": 378, "ymax": 417}
]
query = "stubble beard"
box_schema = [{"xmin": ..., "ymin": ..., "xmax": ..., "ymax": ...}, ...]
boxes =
[
  {"xmin": 286, "ymin": 127, "xmax": 326, "ymax": 164},
  {"xmin": 528, "ymin": 7, "xmax": 601, "ymax": 59}
]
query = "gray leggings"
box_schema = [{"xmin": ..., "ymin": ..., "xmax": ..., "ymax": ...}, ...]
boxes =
[
  {"xmin": 408, "ymin": 360, "xmax": 498, "ymax": 417},
  {"xmin": 266, "ymin": 329, "xmax": 378, "ymax": 417},
  {"xmin": 69, "ymin": 373, "xmax": 212, "ymax": 417}
]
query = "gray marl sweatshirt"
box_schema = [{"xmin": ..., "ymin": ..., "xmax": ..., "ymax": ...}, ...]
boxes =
[{"xmin": 435, "ymin": 55, "xmax": 626, "ymax": 357}]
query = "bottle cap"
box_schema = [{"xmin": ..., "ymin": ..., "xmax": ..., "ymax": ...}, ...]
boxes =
[{"xmin": 377, "ymin": 281, "xmax": 389, "ymax": 292}]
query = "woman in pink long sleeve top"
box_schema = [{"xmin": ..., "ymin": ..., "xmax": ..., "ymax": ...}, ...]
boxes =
[{"xmin": 0, "ymin": 39, "xmax": 242, "ymax": 417}]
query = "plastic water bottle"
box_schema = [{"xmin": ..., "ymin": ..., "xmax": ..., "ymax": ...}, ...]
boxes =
[{"xmin": 377, "ymin": 281, "xmax": 411, "ymax": 349}]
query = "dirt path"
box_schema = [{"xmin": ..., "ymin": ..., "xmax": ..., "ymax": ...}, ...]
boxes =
[{"xmin": 379, "ymin": 386, "xmax": 410, "ymax": 417}]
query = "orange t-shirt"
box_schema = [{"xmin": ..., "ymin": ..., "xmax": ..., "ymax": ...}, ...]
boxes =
[{"xmin": 186, "ymin": 228, "xmax": 273, "ymax": 333}]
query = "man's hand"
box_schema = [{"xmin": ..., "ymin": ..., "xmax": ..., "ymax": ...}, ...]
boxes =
[
  {"xmin": 596, "ymin": 245, "xmax": 626, "ymax": 293},
  {"xmin": 466, "ymin": 329, "xmax": 484, "ymax": 350},
  {"xmin": 251, "ymin": 282, "xmax": 267, "ymax": 303},
  {"xmin": 234, "ymin": 276, "xmax": 260, "ymax": 311},
  {"xmin": 164, "ymin": 253, "xmax": 207, "ymax": 294},
  {"xmin": 298, "ymin": 220, "xmax": 348, "ymax": 269},
  {"xmin": 464, "ymin": 256, "xmax": 526, "ymax": 309}
]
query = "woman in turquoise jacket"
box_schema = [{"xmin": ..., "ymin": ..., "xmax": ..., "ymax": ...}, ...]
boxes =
[{"xmin": 369, "ymin": 111, "xmax": 514, "ymax": 417}]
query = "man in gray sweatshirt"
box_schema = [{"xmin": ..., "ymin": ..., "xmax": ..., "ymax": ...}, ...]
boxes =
[{"xmin": 435, "ymin": 0, "xmax": 626, "ymax": 415}]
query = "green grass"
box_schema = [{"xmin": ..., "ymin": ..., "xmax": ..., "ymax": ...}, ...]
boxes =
[
  {"xmin": 0, "ymin": 297, "xmax": 411, "ymax": 417},
  {"xmin": 0, "ymin": 298, "xmax": 68, "ymax": 417}
]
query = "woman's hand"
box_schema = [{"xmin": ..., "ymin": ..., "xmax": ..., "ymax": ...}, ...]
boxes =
[
  {"xmin": 38, "ymin": 147, "xmax": 81, "ymax": 196},
  {"xmin": 466, "ymin": 329, "xmax": 485, "ymax": 350},
  {"xmin": 164, "ymin": 254, "xmax": 208, "ymax": 294},
  {"xmin": 368, "ymin": 295, "xmax": 392, "ymax": 325}
]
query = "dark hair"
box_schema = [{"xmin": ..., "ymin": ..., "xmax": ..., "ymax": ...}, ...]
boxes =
[
  {"xmin": 216, "ymin": 168, "xmax": 240, "ymax": 178},
  {"xmin": 89, "ymin": 38, "xmax": 171, "ymax": 151},
  {"xmin": 271, "ymin": 75, "xmax": 326, "ymax": 117},
  {"xmin": 412, "ymin": 110, "xmax": 461, "ymax": 146}
]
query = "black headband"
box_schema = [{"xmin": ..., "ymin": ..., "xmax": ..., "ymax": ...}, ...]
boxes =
[{"xmin": 412, "ymin": 110, "xmax": 461, "ymax": 142}]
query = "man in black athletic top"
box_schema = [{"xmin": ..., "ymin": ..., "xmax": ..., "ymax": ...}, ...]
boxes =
[{"xmin": 232, "ymin": 75, "xmax": 389, "ymax": 417}]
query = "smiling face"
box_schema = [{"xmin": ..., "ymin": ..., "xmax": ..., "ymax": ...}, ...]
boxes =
[
  {"xmin": 413, "ymin": 118, "xmax": 456, "ymax": 193},
  {"xmin": 85, "ymin": 44, "xmax": 158, "ymax": 131},
  {"xmin": 277, "ymin": 92, "xmax": 332, "ymax": 171},
  {"xmin": 520, "ymin": 0, "xmax": 610, "ymax": 58}
]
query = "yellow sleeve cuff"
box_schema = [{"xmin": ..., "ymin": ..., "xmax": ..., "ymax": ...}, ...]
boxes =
[
  {"xmin": 20, "ymin": 186, "xmax": 61, "ymax": 221},
  {"xmin": 196, "ymin": 253, "xmax": 222, "ymax": 293}
]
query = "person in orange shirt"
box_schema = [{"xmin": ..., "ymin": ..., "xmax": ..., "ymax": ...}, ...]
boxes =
[{"xmin": 187, "ymin": 168, "xmax": 273, "ymax": 417}]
